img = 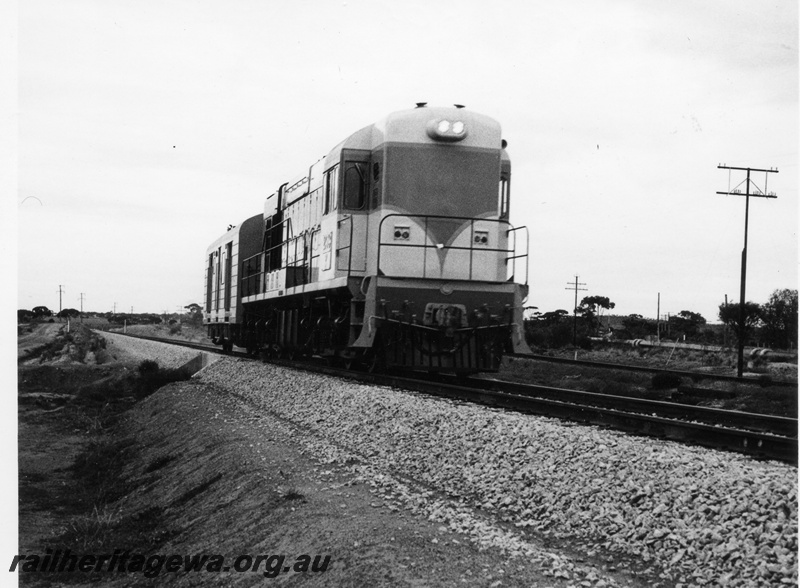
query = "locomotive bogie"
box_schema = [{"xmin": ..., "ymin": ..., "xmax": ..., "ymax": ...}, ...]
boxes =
[{"xmin": 351, "ymin": 275, "xmax": 529, "ymax": 368}]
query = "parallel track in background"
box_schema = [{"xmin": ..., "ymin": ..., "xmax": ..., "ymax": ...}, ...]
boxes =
[
  {"xmin": 509, "ymin": 352, "xmax": 798, "ymax": 387},
  {"xmin": 106, "ymin": 332, "xmax": 798, "ymax": 464}
]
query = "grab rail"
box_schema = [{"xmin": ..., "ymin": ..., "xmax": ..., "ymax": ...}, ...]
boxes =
[{"xmin": 376, "ymin": 214, "xmax": 528, "ymax": 284}]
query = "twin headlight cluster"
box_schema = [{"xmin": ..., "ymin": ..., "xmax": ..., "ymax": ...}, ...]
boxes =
[
  {"xmin": 394, "ymin": 226, "xmax": 411, "ymax": 240},
  {"xmin": 393, "ymin": 226, "xmax": 489, "ymax": 246},
  {"xmin": 426, "ymin": 119, "xmax": 468, "ymax": 142}
]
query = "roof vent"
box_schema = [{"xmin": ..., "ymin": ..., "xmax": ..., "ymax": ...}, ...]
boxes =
[
  {"xmin": 454, "ymin": 104, "xmax": 465, "ymax": 109},
  {"xmin": 416, "ymin": 102, "xmax": 427, "ymax": 108}
]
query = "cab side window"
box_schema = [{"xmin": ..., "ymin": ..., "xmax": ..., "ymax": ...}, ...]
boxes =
[
  {"xmin": 323, "ymin": 165, "xmax": 339, "ymax": 215},
  {"xmin": 343, "ymin": 161, "xmax": 368, "ymax": 210},
  {"xmin": 498, "ymin": 176, "xmax": 510, "ymax": 219}
]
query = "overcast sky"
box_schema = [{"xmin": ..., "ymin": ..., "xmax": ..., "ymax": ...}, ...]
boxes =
[{"xmin": 13, "ymin": 0, "xmax": 798, "ymax": 323}]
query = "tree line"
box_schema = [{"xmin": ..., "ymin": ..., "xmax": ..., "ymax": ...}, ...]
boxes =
[
  {"xmin": 525, "ymin": 289, "xmax": 797, "ymax": 351},
  {"xmin": 17, "ymin": 304, "xmax": 205, "ymax": 327}
]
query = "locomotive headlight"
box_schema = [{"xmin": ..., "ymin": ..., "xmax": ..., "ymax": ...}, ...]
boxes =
[
  {"xmin": 426, "ymin": 118, "xmax": 468, "ymax": 142},
  {"xmin": 394, "ymin": 225, "xmax": 411, "ymax": 240}
]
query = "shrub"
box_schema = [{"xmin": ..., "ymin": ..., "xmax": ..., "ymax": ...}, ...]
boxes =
[
  {"xmin": 137, "ymin": 360, "xmax": 159, "ymax": 375},
  {"xmin": 134, "ymin": 361, "xmax": 190, "ymax": 400},
  {"xmin": 651, "ymin": 372, "xmax": 682, "ymax": 390}
]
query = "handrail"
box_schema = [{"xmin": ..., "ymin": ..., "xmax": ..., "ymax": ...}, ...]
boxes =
[
  {"xmin": 309, "ymin": 228, "xmax": 317, "ymax": 282},
  {"xmin": 241, "ymin": 219, "xmax": 330, "ymax": 296},
  {"xmin": 506, "ymin": 225, "xmax": 529, "ymax": 285},
  {"xmin": 239, "ymin": 211, "xmax": 528, "ymax": 297},
  {"xmin": 240, "ymin": 251, "xmax": 262, "ymax": 297},
  {"xmin": 337, "ymin": 215, "xmax": 354, "ymax": 277},
  {"xmin": 376, "ymin": 213, "xmax": 528, "ymax": 283}
]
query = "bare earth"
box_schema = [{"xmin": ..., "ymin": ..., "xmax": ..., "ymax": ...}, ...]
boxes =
[
  {"xmin": 18, "ymin": 324, "xmax": 644, "ymax": 587},
  {"xmin": 17, "ymin": 323, "xmax": 62, "ymax": 360}
]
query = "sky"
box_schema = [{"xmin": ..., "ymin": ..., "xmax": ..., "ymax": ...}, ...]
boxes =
[{"xmin": 11, "ymin": 0, "xmax": 799, "ymax": 324}]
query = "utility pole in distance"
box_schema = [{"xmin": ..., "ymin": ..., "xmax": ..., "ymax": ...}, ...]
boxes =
[
  {"xmin": 57, "ymin": 285, "xmax": 65, "ymax": 314},
  {"xmin": 717, "ymin": 164, "xmax": 778, "ymax": 377},
  {"xmin": 656, "ymin": 298, "xmax": 670, "ymax": 342},
  {"xmin": 79, "ymin": 293, "xmax": 86, "ymax": 323},
  {"xmin": 566, "ymin": 276, "xmax": 588, "ymax": 352}
]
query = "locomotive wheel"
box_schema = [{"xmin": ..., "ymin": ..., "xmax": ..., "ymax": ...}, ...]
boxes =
[
  {"xmin": 365, "ymin": 347, "xmax": 386, "ymax": 373},
  {"xmin": 334, "ymin": 351, "xmax": 356, "ymax": 370},
  {"xmin": 366, "ymin": 333, "xmax": 387, "ymax": 373},
  {"xmin": 366, "ymin": 356, "xmax": 378, "ymax": 373}
]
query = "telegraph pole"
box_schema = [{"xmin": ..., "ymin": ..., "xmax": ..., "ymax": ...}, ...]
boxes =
[
  {"xmin": 566, "ymin": 276, "xmax": 588, "ymax": 353},
  {"xmin": 79, "ymin": 293, "xmax": 86, "ymax": 323},
  {"xmin": 724, "ymin": 294, "xmax": 728, "ymax": 348},
  {"xmin": 717, "ymin": 164, "xmax": 778, "ymax": 377},
  {"xmin": 657, "ymin": 293, "xmax": 660, "ymax": 343},
  {"xmin": 57, "ymin": 285, "xmax": 64, "ymax": 313}
]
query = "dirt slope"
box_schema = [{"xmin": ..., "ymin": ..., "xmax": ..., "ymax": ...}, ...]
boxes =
[{"xmin": 18, "ymin": 325, "xmax": 637, "ymax": 587}]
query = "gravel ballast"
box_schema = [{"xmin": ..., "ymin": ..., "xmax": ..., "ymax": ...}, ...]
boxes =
[
  {"xmin": 101, "ymin": 331, "xmax": 212, "ymax": 370},
  {"xmin": 193, "ymin": 359, "xmax": 797, "ymax": 587}
]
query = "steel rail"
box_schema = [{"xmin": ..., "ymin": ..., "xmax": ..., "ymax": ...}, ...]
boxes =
[
  {"xmin": 466, "ymin": 376, "xmax": 797, "ymax": 437},
  {"xmin": 509, "ymin": 353, "xmax": 798, "ymax": 388},
  {"xmin": 340, "ymin": 370, "xmax": 797, "ymax": 464}
]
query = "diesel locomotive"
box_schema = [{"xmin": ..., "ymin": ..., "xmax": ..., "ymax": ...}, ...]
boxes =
[{"xmin": 204, "ymin": 104, "xmax": 531, "ymax": 373}]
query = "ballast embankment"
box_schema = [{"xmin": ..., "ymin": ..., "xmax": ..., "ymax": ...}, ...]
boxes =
[{"xmin": 194, "ymin": 358, "xmax": 797, "ymax": 587}]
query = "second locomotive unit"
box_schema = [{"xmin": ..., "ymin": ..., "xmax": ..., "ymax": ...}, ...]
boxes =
[{"xmin": 204, "ymin": 103, "xmax": 531, "ymax": 373}]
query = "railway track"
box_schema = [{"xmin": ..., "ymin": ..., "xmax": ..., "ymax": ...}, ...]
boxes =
[
  {"xmin": 109, "ymin": 332, "xmax": 798, "ymax": 464},
  {"xmin": 509, "ymin": 352, "xmax": 798, "ymax": 387}
]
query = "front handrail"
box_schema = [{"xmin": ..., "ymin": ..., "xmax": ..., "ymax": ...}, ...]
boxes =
[
  {"xmin": 506, "ymin": 225, "xmax": 529, "ymax": 285},
  {"xmin": 376, "ymin": 213, "xmax": 528, "ymax": 284},
  {"xmin": 241, "ymin": 211, "xmax": 528, "ymax": 297}
]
